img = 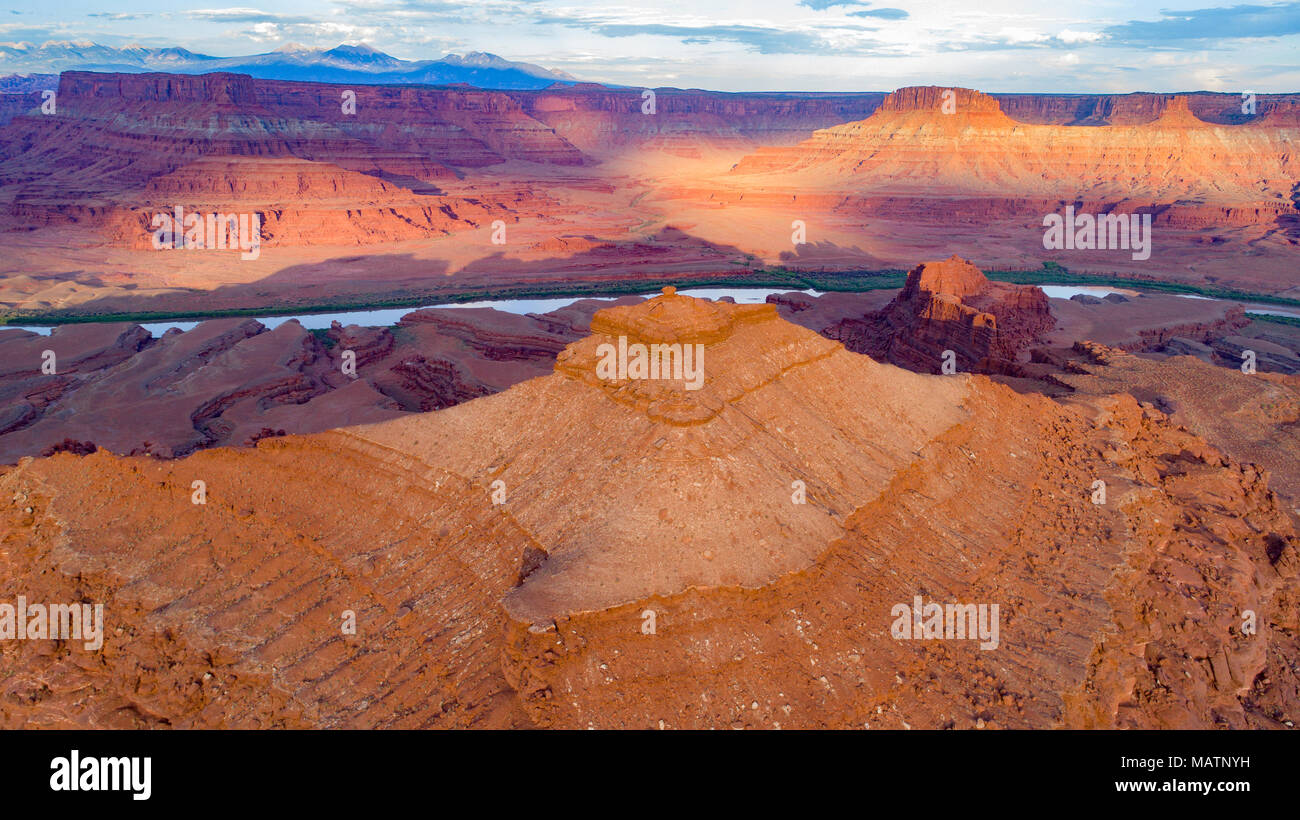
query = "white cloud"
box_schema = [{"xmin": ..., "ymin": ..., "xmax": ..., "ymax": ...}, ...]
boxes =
[{"xmin": 1058, "ymin": 29, "xmax": 1101, "ymax": 44}]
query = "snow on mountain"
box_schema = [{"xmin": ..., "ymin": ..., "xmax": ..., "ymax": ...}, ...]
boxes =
[{"xmin": 0, "ymin": 41, "xmax": 577, "ymax": 89}]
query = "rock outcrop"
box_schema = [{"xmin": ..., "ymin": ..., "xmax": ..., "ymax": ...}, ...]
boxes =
[
  {"xmin": 820, "ymin": 256, "xmax": 1054, "ymax": 373},
  {"xmin": 992, "ymin": 91, "xmax": 1300, "ymax": 126},
  {"xmin": 0, "ymin": 297, "xmax": 638, "ymax": 464},
  {"xmin": 510, "ymin": 85, "xmax": 886, "ymax": 156},
  {"xmin": 2, "ymin": 290, "xmax": 1295, "ymax": 729}
]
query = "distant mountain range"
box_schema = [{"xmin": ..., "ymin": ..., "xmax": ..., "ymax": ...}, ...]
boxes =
[{"xmin": 0, "ymin": 41, "xmax": 579, "ymax": 90}]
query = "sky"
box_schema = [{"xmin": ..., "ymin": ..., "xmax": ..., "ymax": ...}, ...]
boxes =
[{"xmin": 3, "ymin": 0, "xmax": 1299, "ymax": 92}]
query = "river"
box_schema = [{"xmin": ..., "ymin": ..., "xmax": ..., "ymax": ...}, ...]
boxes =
[{"xmin": 6, "ymin": 284, "xmax": 1298, "ymax": 336}]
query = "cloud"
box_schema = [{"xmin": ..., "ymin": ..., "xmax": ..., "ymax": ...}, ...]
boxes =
[
  {"xmin": 1104, "ymin": 2, "xmax": 1300, "ymax": 44},
  {"xmin": 798, "ymin": 0, "xmax": 908, "ymax": 16},
  {"xmin": 235, "ymin": 21, "xmax": 385, "ymax": 44},
  {"xmin": 571, "ymin": 22, "xmax": 830, "ymax": 54},
  {"xmin": 531, "ymin": 6, "xmax": 908, "ymax": 55},
  {"xmin": 797, "ymin": 0, "xmax": 869, "ymax": 9},
  {"xmin": 847, "ymin": 8, "xmax": 909, "ymax": 20},
  {"xmin": 1058, "ymin": 29, "xmax": 1102, "ymax": 44},
  {"xmin": 187, "ymin": 8, "xmax": 314, "ymax": 24}
]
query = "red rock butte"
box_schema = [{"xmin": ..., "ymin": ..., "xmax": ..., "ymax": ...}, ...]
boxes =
[{"xmin": 820, "ymin": 255, "xmax": 1055, "ymax": 374}]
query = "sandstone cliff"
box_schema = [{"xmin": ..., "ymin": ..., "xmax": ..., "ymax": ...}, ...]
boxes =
[{"xmin": 728, "ymin": 86, "xmax": 1300, "ymax": 227}]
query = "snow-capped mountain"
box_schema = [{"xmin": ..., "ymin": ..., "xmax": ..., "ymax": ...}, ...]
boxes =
[{"xmin": 0, "ymin": 41, "xmax": 578, "ymax": 89}]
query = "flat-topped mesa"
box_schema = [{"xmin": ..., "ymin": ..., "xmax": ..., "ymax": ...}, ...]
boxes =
[
  {"xmin": 871, "ymin": 86, "xmax": 1017, "ymax": 129},
  {"xmin": 901, "ymin": 254, "xmax": 992, "ymax": 302},
  {"xmin": 555, "ymin": 286, "xmax": 842, "ymax": 425},
  {"xmin": 58, "ymin": 70, "xmax": 261, "ymax": 112},
  {"xmin": 726, "ymin": 83, "xmax": 1296, "ymax": 208},
  {"xmin": 879, "ymin": 86, "xmax": 1005, "ymax": 116}
]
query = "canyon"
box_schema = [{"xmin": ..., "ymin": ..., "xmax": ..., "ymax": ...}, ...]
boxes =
[
  {"xmin": 0, "ymin": 74, "xmax": 1297, "ymax": 322},
  {"xmin": 1, "ymin": 60, "xmax": 1298, "ymax": 733}
]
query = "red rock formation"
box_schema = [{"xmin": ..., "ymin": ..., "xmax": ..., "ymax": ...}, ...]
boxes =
[
  {"xmin": 823, "ymin": 256, "xmax": 1054, "ymax": 373},
  {"xmin": 0, "ymin": 297, "xmax": 636, "ymax": 464},
  {"xmin": 993, "ymin": 91, "xmax": 1300, "ymax": 126},
  {"xmin": 1, "ymin": 73, "xmax": 1297, "ymax": 311},
  {"xmin": 1054, "ymin": 341, "xmax": 1300, "ymax": 509},
  {"xmin": 254, "ymin": 79, "xmax": 586, "ymax": 167},
  {"xmin": 1, "ymin": 290, "xmax": 1295, "ymax": 730},
  {"xmin": 0, "ymin": 323, "xmax": 152, "ymax": 437},
  {"xmin": 728, "ymin": 87, "xmax": 1299, "ymax": 228},
  {"xmin": 510, "ymin": 86, "xmax": 885, "ymax": 155},
  {"xmin": 0, "ymin": 71, "xmax": 571, "ymax": 246},
  {"xmin": 99, "ymin": 156, "xmax": 537, "ymax": 249}
]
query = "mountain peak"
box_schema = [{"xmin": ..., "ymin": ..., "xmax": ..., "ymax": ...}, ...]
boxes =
[
  {"xmin": 330, "ymin": 42, "xmax": 380, "ymax": 54},
  {"xmin": 442, "ymin": 51, "xmax": 508, "ymax": 67},
  {"xmin": 0, "ymin": 40, "xmax": 574, "ymax": 88}
]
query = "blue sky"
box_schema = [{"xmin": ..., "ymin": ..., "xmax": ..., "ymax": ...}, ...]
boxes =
[{"xmin": 5, "ymin": 1, "xmax": 1299, "ymax": 91}]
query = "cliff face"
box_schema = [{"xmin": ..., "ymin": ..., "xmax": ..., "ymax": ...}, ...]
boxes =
[
  {"xmin": 0, "ymin": 71, "xmax": 584, "ymax": 246},
  {"xmin": 0, "ymin": 71, "xmax": 573, "ymax": 189},
  {"xmin": 730, "ymin": 87, "xmax": 1298, "ymax": 212},
  {"xmin": 0, "ymin": 72, "xmax": 861, "ymax": 250},
  {"xmin": 2, "ymin": 290, "xmax": 1296, "ymax": 729},
  {"xmin": 510, "ymin": 86, "xmax": 886, "ymax": 154},
  {"xmin": 992, "ymin": 91, "xmax": 1300, "ymax": 126},
  {"xmin": 103, "ymin": 155, "xmax": 557, "ymax": 249},
  {"xmin": 45, "ymin": 71, "xmax": 582, "ymax": 167},
  {"xmin": 880, "ymin": 85, "xmax": 1007, "ymax": 116},
  {"xmin": 0, "ymin": 71, "xmax": 878, "ymax": 198},
  {"xmin": 253, "ymin": 79, "xmax": 587, "ymax": 166}
]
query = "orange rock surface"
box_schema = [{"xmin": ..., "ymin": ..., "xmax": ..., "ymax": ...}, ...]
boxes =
[
  {"xmin": 731, "ymin": 89, "xmax": 1297, "ymax": 212},
  {"xmin": 2, "ymin": 291, "xmax": 1295, "ymax": 729}
]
